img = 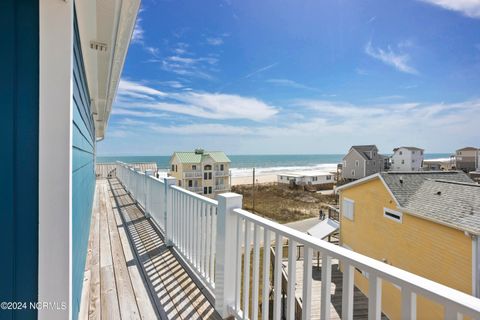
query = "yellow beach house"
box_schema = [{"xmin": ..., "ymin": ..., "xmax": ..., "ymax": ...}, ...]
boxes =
[
  {"xmin": 169, "ymin": 149, "xmax": 231, "ymax": 198},
  {"xmin": 336, "ymin": 171, "xmax": 480, "ymax": 320}
]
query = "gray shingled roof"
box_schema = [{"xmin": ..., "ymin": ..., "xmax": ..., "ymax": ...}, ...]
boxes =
[
  {"xmin": 403, "ymin": 180, "xmax": 480, "ymax": 235},
  {"xmin": 380, "ymin": 171, "xmax": 473, "ymax": 207},
  {"xmin": 351, "ymin": 145, "xmax": 377, "ymax": 160}
]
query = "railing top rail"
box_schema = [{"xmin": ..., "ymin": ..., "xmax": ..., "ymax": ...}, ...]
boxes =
[
  {"xmin": 170, "ymin": 185, "xmax": 218, "ymax": 206},
  {"xmin": 232, "ymin": 208, "xmax": 480, "ymax": 317},
  {"xmin": 145, "ymin": 174, "xmax": 165, "ymax": 184}
]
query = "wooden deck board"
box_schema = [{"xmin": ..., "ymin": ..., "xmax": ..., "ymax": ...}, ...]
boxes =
[
  {"xmin": 285, "ymin": 258, "xmax": 389, "ymax": 320},
  {"xmin": 80, "ymin": 179, "xmax": 220, "ymax": 319}
]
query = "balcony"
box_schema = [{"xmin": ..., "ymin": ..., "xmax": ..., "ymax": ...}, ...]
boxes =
[
  {"xmin": 82, "ymin": 162, "xmax": 480, "ymax": 320},
  {"xmin": 187, "ymin": 186, "xmax": 203, "ymax": 193},
  {"xmin": 214, "ymin": 170, "xmax": 229, "ymax": 177},
  {"xmin": 215, "ymin": 184, "xmax": 229, "ymax": 192},
  {"xmin": 183, "ymin": 170, "xmax": 202, "ymax": 178}
]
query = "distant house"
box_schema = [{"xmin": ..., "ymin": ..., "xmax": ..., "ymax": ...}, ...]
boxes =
[
  {"xmin": 336, "ymin": 171, "xmax": 479, "ymax": 319},
  {"xmin": 169, "ymin": 149, "xmax": 231, "ymax": 198},
  {"xmin": 390, "ymin": 146, "xmax": 424, "ymax": 171},
  {"xmin": 341, "ymin": 145, "xmax": 384, "ymax": 180},
  {"xmin": 277, "ymin": 171, "xmax": 334, "ymax": 187},
  {"xmin": 455, "ymin": 147, "xmax": 479, "ymax": 172}
]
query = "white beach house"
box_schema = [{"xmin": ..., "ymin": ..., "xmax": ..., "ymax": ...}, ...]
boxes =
[
  {"xmin": 391, "ymin": 146, "xmax": 425, "ymax": 171},
  {"xmin": 277, "ymin": 171, "xmax": 334, "ymax": 186}
]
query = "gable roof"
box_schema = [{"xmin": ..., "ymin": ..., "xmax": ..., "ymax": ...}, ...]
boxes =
[
  {"xmin": 403, "ymin": 180, "xmax": 480, "ymax": 235},
  {"xmin": 379, "ymin": 171, "xmax": 472, "ymax": 207},
  {"xmin": 173, "ymin": 151, "xmax": 231, "ymax": 164},
  {"xmin": 456, "ymin": 147, "xmax": 479, "ymax": 152},
  {"xmin": 344, "ymin": 145, "xmax": 378, "ymax": 161},
  {"xmin": 336, "ymin": 171, "xmax": 480, "ymax": 234},
  {"xmin": 393, "ymin": 146, "xmax": 424, "ymax": 152}
]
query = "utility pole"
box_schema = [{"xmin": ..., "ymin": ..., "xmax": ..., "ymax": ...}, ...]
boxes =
[{"xmin": 252, "ymin": 167, "xmax": 255, "ymax": 213}]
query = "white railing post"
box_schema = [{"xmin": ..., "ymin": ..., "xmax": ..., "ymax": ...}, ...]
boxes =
[
  {"xmin": 163, "ymin": 177, "xmax": 176, "ymax": 247},
  {"xmin": 215, "ymin": 192, "xmax": 243, "ymax": 318}
]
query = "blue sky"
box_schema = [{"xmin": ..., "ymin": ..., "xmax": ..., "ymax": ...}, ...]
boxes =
[{"xmin": 98, "ymin": 0, "xmax": 480, "ymax": 155}]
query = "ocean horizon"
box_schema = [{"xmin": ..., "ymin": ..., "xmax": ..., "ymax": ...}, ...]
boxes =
[{"xmin": 98, "ymin": 153, "xmax": 452, "ymax": 177}]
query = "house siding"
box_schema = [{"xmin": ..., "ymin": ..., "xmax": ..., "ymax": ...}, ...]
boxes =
[
  {"xmin": 339, "ymin": 178, "xmax": 472, "ymax": 320},
  {"xmin": 71, "ymin": 15, "xmax": 96, "ymax": 320},
  {"xmin": 0, "ymin": 0, "xmax": 39, "ymax": 318},
  {"xmin": 342, "ymin": 151, "xmax": 366, "ymax": 180}
]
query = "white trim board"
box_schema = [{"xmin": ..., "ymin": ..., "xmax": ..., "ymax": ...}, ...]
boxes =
[{"xmin": 39, "ymin": 1, "xmax": 73, "ymax": 319}]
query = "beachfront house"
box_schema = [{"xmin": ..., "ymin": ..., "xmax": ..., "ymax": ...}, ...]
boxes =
[
  {"xmin": 341, "ymin": 145, "xmax": 384, "ymax": 180},
  {"xmin": 336, "ymin": 171, "xmax": 479, "ymax": 319},
  {"xmin": 4, "ymin": 1, "xmax": 480, "ymax": 319},
  {"xmin": 169, "ymin": 149, "xmax": 231, "ymax": 198},
  {"xmin": 390, "ymin": 146, "xmax": 424, "ymax": 171},
  {"xmin": 277, "ymin": 171, "xmax": 335, "ymax": 189},
  {"xmin": 455, "ymin": 147, "xmax": 480, "ymax": 172}
]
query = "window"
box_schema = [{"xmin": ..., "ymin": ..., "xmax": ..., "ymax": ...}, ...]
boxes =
[
  {"xmin": 384, "ymin": 208, "xmax": 402, "ymax": 223},
  {"xmin": 188, "ymin": 180, "xmax": 193, "ymax": 187},
  {"xmin": 220, "ymin": 164, "xmax": 224, "ymax": 171},
  {"xmin": 351, "ymin": 169, "xmax": 355, "ymax": 176},
  {"xmin": 178, "ymin": 180, "xmax": 182, "ymax": 187},
  {"xmin": 208, "ymin": 186, "xmax": 212, "ymax": 194},
  {"xmin": 171, "ymin": 164, "xmax": 175, "ymax": 171},
  {"xmin": 326, "ymin": 175, "xmax": 332, "ymax": 180},
  {"xmin": 355, "ymin": 160, "xmax": 359, "ymax": 167},
  {"xmin": 204, "ymin": 164, "xmax": 212, "ymax": 170},
  {"xmin": 204, "ymin": 172, "xmax": 212, "ymax": 180},
  {"xmin": 399, "ymin": 151, "xmax": 403, "ymax": 155},
  {"xmin": 412, "ymin": 159, "xmax": 415, "ymax": 163},
  {"xmin": 342, "ymin": 198, "xmax": 354, "ymax": 221},
  {"xmin": 192, "ymin": 165, "xmax": 197, "ymax": 170},
  {"xmin": 203, "ymin": 187, "xmax": 207, "ymax": 194},
  {"xmin": 175, "ymin": 165, "xmax": 178, "ymax": 172},
  {"xmin": 312, "ymin": 176, "xmax": 318, "ymax": 181},
  {"xmin": 373, "ymin": 161, "xmax": 376, "ymax": 166},
  {"xmin": 401, "ymin": 160, "xmax": 405, "ymax": 164}
]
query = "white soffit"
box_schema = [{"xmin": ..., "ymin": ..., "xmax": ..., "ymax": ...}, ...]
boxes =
[{"xmin": 75, "ymin": 0, "xmax": 140, "ymax": 140}]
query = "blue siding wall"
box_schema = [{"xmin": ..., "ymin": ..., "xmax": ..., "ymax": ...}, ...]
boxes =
[
  {"xmin": 0, "ymin": 1, "xmax": 39, "ymax": 319},
  {"xmin": 72, "ymin": 16, "xmax": 96, "ymax": 320}
]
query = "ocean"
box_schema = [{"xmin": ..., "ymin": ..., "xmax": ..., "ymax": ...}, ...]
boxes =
[{"xmin": 97, "ymin": 153, "xmax": 451, "ymax": 177}]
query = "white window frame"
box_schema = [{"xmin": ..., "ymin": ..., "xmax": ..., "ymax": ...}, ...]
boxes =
[
  {"xmin": 384, "ymin": 207, "xmax": 403, "ymax": 223},
  {"xmin": 342, "ymin": 198, "xmax": 355, "ymax": 221}
]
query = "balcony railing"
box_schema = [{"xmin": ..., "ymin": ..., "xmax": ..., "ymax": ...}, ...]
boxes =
[
  {"xmin": 184, "ymin": 170, "xmax": 202, "ymax": 178},
  {"xmin": 215, "ymin": 184, "xmax": 228, "ymax": 191},
  {"xmin": 186, "ymin": 186, "xmax": 203, "ymax": 193},
  {"xmin": 214, "ymin": 170, "xmax": 229, "ymax": 177},
  {"xmin": 116, "ymin": 162, "xmax": 480, "ymax": 320}
]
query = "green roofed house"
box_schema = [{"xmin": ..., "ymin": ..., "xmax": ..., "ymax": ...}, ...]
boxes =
[{"xmin": 170, "ymin": 149, "xmax": 231, "ymax": 198}]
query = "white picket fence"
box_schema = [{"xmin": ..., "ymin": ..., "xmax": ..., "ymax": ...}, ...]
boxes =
[{"xmin": 116, "ymin": 162, "xmax": 480, "ymax": 320}]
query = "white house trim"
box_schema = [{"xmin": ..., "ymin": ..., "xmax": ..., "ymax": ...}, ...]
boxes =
[{"xmin": 39, "ymin": 1, "xmax": 73, "ymax": 319}]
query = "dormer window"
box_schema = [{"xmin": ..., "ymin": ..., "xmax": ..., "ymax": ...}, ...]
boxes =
[
  {"xmin": 192, "ymin": 165, "xmax": 197, "ymax": 170},
  {"xmin": 204, "ymin": 164, "xmax": 212, "ymax": 170}
]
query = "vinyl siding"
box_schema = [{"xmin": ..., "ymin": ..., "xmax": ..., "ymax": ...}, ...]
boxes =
[
  {"xmin": 0, "ymin": 1, "xmax": 39, "ymax": 319},
  {"xmin": 71, "ymin": 15, "xmax": 96, "ymax": 320},
  {"xmin": 340, "ymin": 178, "xmax": 472, "ymax": 320}
]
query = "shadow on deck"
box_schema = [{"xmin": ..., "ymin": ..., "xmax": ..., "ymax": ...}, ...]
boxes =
[{"xmin": 79, "ymin": 178, "xmax": 220, "ymax": 319}]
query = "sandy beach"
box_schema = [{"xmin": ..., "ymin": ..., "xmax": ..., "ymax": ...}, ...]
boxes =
[{"xmin": 231, "ymin": 173, "xmax": 278, "ymax": 186}]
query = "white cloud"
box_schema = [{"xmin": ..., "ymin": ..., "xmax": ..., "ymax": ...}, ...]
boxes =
[
  {"xmin": 151, "ymin": 123, "xmax": 251, "ymax": 135},
  {"xmin": 244, "ymin": 63, "xmax": 278, "ymax": 79},
  {"xmin": 206, "ymin": 37, "xmax": 224, "ymax": 46},
  {"xmin": 118, "ymin": 79, "xmax": 167, "ymax": 98},
  {"xmin": 131, "ymin": 17, "xmax": 144, "ymax": 44},
  {"xmin": 421, "ymin": 0, "xmax": 480, "ymax": 18},
  {"xmin": 115, "ymin": 80, "xmax": 278, "ymax": 121},
  {"xmin": 365, "ymin": 41, "xmax": 418, "ymax": 74},
  {"xmin": 266, "ymin": 78, "xmax": 320, "ymax": 92}
]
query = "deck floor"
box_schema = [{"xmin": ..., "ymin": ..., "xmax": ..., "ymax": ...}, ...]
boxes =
[
  {"xmin": 79, "ymin": 178, "xmax": 220, "ymax": 319},
  {"xmin": 285, "ymin": 259, "xmax": 388, "ymax": 320}
]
